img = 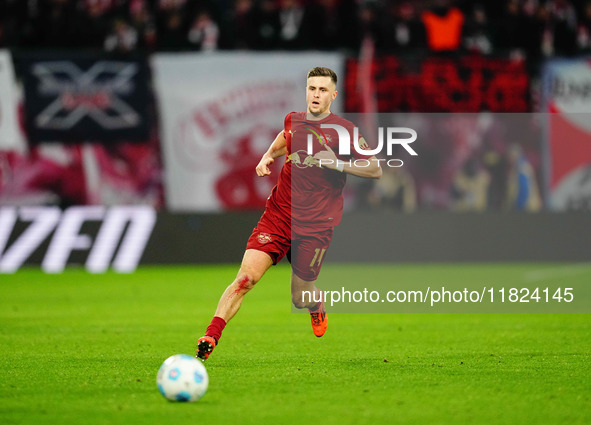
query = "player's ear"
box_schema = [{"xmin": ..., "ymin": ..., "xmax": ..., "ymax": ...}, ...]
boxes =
[{"xmin": 331, "ymin": 90, "xmax": 338, "ymax": 101}]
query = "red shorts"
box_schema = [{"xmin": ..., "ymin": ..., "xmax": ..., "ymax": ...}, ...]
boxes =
[{"xmin": 246, "ymin": 208, "xmax": 334, "ymax": 281}]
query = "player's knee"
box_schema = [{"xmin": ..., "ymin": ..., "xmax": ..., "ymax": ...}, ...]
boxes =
[{"xmin": 233, "ymin": 273, "xmax": 257, "ymax": 293}]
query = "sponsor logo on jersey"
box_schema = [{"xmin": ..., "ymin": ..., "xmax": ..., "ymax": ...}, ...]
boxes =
[{"xmin": 286, "ymin": 150, "xmax": 319, "ymax": 169}]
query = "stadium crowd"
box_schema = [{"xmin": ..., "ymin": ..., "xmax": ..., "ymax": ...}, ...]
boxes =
[
  {"xmin": 0, "ymin": 1, "xmax": 571, "ymax": 213},
  {"xmin": 0, "ymin": 0, "xmax": 589, "ymax": 57}
]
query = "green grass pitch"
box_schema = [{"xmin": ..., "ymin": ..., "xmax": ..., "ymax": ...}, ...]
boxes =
[{"xmin": 1, "ymin": 264, "xmax": 589, "ymax": 425}]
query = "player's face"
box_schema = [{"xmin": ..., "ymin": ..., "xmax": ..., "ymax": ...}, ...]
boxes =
[{"xmin": 306, "ymin": 76, "xmax": 337, "ymax": 115}]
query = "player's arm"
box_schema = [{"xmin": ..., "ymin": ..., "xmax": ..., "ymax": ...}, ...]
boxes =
[
  {"xmin": 340, "ymin": 154, "xmax": 382, "ymax": 179},
  {"xmin": 256, "ymin": 131, "xmax": 287, "ymax": 177},
  {"xmin": 314, "ymin": 138, "xmax": 382, "ymax": 179}
]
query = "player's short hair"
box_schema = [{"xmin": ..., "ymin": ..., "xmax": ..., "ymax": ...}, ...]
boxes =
[{"xmin": 307, "ymin": 67, "xmax": 338, "ymax": 86}]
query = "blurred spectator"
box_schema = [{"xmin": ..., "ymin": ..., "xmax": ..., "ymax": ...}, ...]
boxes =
[
  {"xmin": 495, "ymin": 0, "xmax": 528, "ymax": 57},
  {"xmin": 482, "ymin": 150, "xmax": 509, "ymax": 210},
  {"xmin": 154, "ymin": 0, "xmax": 188, "ymax": 50},
  {"xmin": 104, "ymin": 18, "xmax": 138, "ymax": 52},
  {"xmin": 227, "ymin": 0, "xmax": 258, "ymax": 49},
  {"xmin": 358, "ymin": 2, "xmax": 379, "ymax": 42},
  {"xmin": 255, "ymin": 0, "xmax": 280, "ymax": 50},
  {"xmin": 450, "ymin": 158, "xmax": 490, "ymax": 211},
  {"xmin": 505, "ymin": 143, "xmax": 542, "ymax": 211},
  {"xmin": 277, "ymin": 0, "xmax": 308, "ymax": 49},
  {"xmin": 379, "ymin": 2, "xmax": 426, "ymax": 52},
  {"xmin": 537, "ymin": 4, "xmax": 555, "ymax": 57},
  {"xmin": 128, "ymin": 0, "xmax": 157, "ymax": 50},
  {"xmin": 74, "ymin": 0, "xmax": 114, "ymax": 49},
  {"xmin": 578, "ymin": 1, "xmax": 591, "ymax": 51},
  {"xmin": 368, "ymin": 166, "xmax": 417, "ymax": 213},
  {"xmin": 463, "ymin": 3, "xmax": 493, "ymax": 54},
  {"xmin": 188, "ymin": 11, "xmax": 219, "ymax": 52},
  {"xmin": 549, "ymin": 0, "xmax": 577, "ymax": 55},
  {"xmin": 157, "ymin": 0, "xmax": 186, "ymax": 12},
  {"xmin": 156, "ymin": 10, "xmax": 188, "ymax": 50},
  {"xmin": 312, "ymin": 0, "xmax": 358, "ymax": 50},
  {"xmin": 421, "ymin": 0, "xmax": 465, "ymax": 51}
]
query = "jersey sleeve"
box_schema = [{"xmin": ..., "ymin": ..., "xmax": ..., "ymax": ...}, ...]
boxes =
[{"xmin": 283, "ymin": 112, "xmax": 294, "ymax": 140}]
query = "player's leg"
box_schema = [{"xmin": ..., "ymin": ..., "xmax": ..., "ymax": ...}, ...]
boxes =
[
  {"xmin": 197, "ymin": 249, "xmax": 272, "ymax": 360},
  {"xmin": 291, "ymin": 272, "xmax": 327, "ymax": 337},
  {"xmin": 214, "ymin": 249, "xmax": 273, "ymax": 321},
  {"xmin": 290, "ymin": 271, "xmax": 321, "ymax": 309},
  {"xmin": 289, "ymin": 229, "xmax": 333, "ymax": 337}
]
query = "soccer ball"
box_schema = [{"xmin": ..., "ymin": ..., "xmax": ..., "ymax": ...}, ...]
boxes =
[{"xmin": 157, "ymin": 354, "xmax": 209, "ymax": 402}]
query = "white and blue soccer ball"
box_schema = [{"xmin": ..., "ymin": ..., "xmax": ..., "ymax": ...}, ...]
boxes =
[{"xmin": 157, "ymin": 354, "xmax": 209, "ymax": 402}]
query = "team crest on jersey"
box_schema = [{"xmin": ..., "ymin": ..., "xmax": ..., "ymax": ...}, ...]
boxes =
[{"xmin": 257, "ymin": 233, "xmax": 272, "ymax": 244}]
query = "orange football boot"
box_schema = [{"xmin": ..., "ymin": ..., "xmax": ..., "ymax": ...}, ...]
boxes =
[
  {"xmin": 309, "ymin": 299, "xmax": 328, "ymax": 337},
  {"xmin": 196, "ymin": 336, "xmax": 217, "ymax": 360}
]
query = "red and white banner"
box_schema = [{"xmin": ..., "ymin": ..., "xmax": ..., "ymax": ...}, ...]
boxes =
[
  {"xmin": 543, "ymin": 59, "xmax": 591, "ymax": 210},
  {"xmin": 1, "ymin": 51, "xmax": 163, "ymax": 209},
  {"xmin": 0, "ymin": 50, "xmax": 24, "ymax": 152},
  {"xmin": 151, "ymin": 53, "xmax": 343, "ymax": 212}
]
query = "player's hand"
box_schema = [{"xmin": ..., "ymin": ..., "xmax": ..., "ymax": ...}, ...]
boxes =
[
  {"xmin": 313, "ymin": 145, "xmax": 338, "ymax": 170},
  {"xmin": 256, "ymin": 155, "xmax": 274, "ymax": 177}
]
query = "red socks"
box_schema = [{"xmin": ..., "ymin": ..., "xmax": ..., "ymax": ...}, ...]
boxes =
[{"xmin": 205, "ymin": 316, "xmax": 227, "ymax": 343}]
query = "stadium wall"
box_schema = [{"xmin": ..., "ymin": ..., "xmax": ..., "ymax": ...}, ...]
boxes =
[
  {"xmin": 146, "ymin": 212, "xmax": 590, "ymax": 264},
  {"xmin": 331, "ymin": 212, "xmax": 589, "ymax": 262}
]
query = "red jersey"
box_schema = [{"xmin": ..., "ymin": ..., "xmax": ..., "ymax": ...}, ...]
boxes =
[{"xmin": 266, "ymin": 112, "xmax": 373, "ymax": 228}]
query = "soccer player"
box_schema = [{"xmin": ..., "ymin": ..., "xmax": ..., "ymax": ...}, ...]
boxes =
[{"xmin": 197, "ymin": 67, "xmax": 382, "ymax": 360}]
